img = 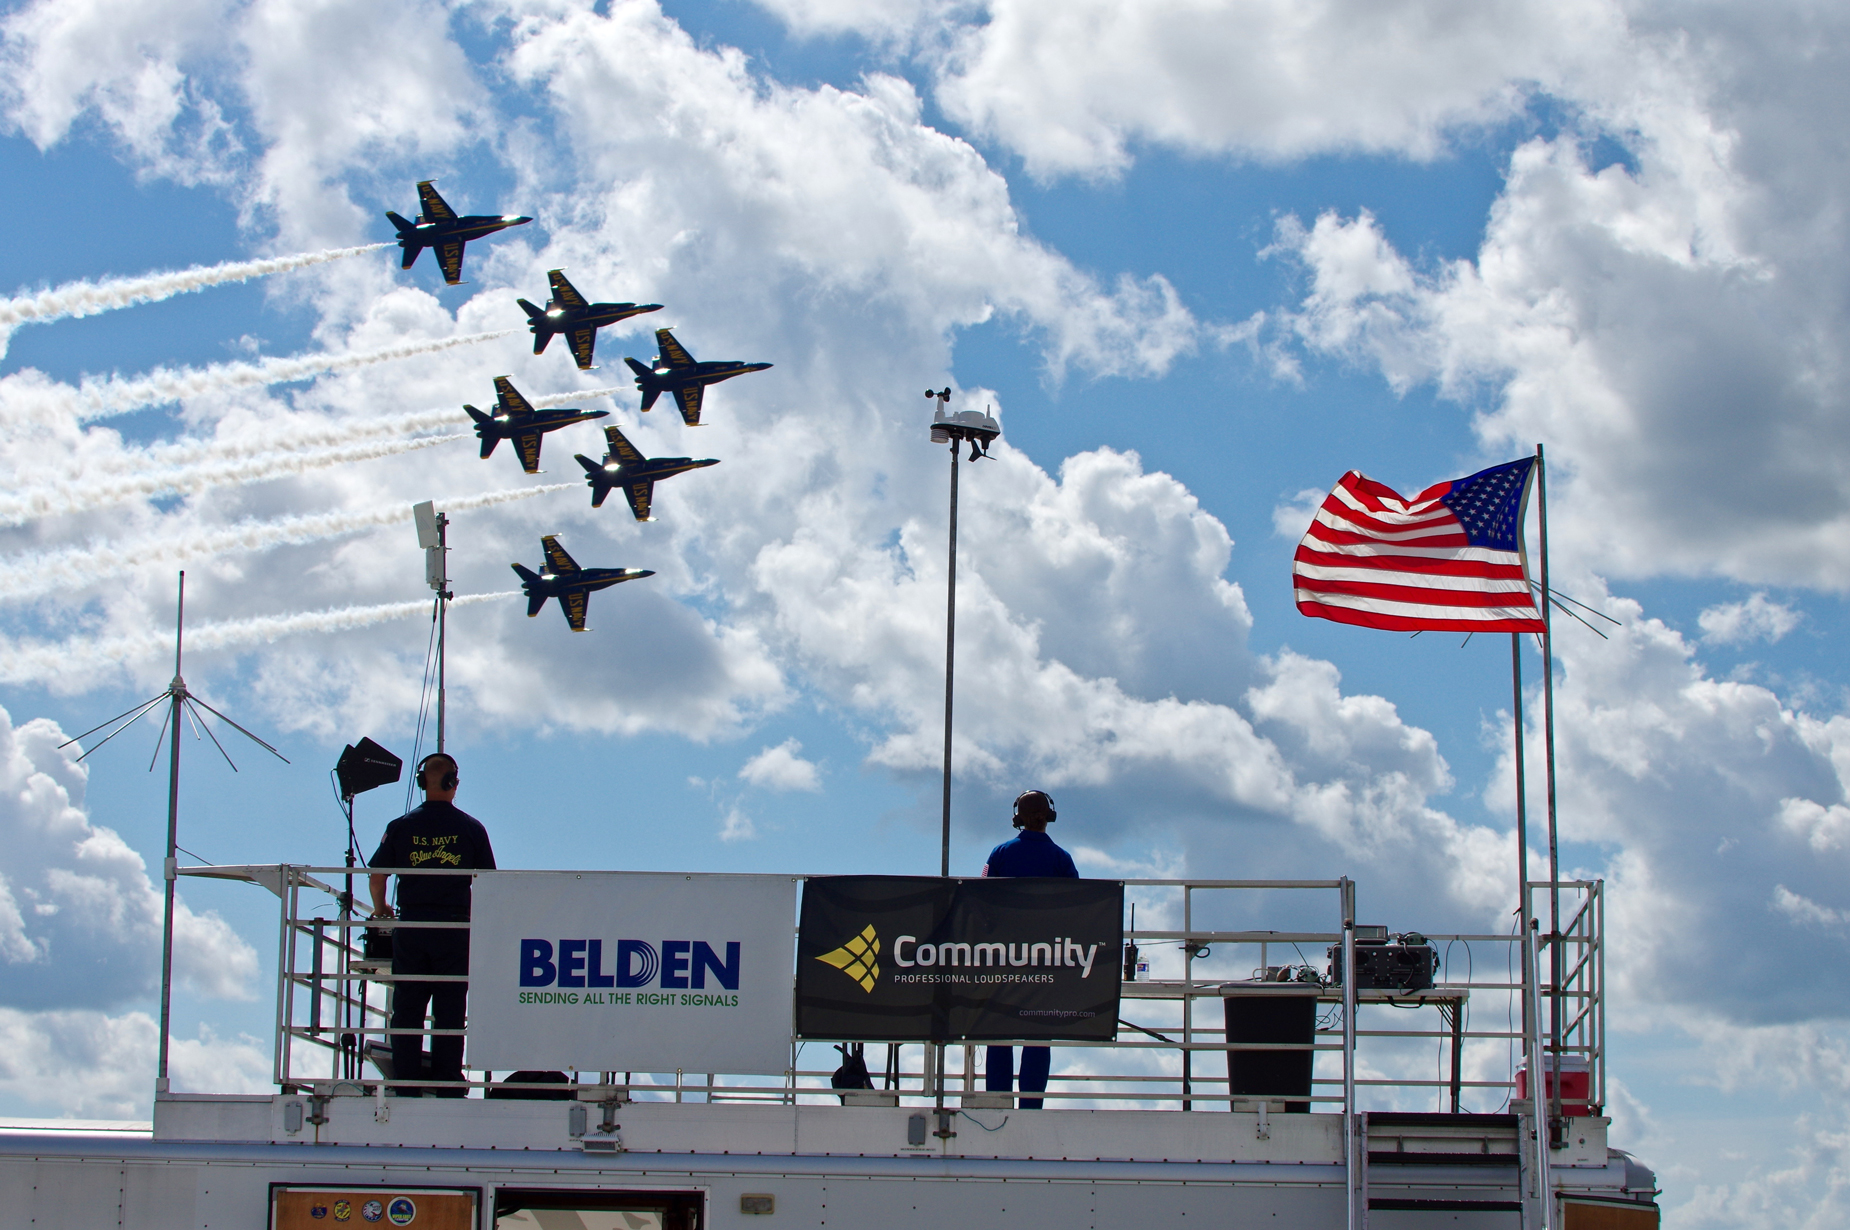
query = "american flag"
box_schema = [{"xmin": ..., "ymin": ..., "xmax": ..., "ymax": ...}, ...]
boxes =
[{"xmin": 1293, "ymin": 458, "xmax": 1547, "ymax": 633}]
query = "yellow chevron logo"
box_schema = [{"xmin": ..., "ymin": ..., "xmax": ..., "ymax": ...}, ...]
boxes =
[{"xmin": 816, "ymin": 924, "xmax": 881, "ymax": 993}]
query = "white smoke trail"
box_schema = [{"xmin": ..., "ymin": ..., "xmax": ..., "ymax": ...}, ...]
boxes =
[
  {"xmin": 0, "ymin": 485, "xmax": 574, "ymax": 603},
  {"xmin": 0, "ymin": 244, "xmax": 392, "ymax": 341},
  {"xmin": 117, "ymin": 382, "xmax": 629, "ymax": 456},
  {"xmin": 5, "ymin": 382, "xmax": 628, "ymax": 491},
  {"xmin": 0, "ymin": 590, "xmax": 518, "ymax": 685},
  {"xmin": 73, "ymin": 330, "xmax": 517, "ymax": 421},
  {"xmin": 0, "ymin": 434, "xmax": 466, "ymax": 528}
]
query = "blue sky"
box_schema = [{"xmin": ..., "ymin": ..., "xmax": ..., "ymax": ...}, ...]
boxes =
[{"xmin": 2, "ymin": 2, "xmax": 1849, "ymax": 1224}]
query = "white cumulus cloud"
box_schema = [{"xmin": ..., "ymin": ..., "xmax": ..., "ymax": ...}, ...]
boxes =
[{"xmin": 739, "ymin": 739, "xmax": 822, "ymax": 792}]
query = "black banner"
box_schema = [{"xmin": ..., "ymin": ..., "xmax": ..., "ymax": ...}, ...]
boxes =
[{"xmin": 795, "ymin": 875, "xmax": 1122, "ymax": 1042}]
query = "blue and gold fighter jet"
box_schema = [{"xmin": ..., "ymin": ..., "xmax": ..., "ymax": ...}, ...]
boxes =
[
  {"xmin": 511, "ymin": 535, "xmax": 654, "ymax": 632},
  {"xmin": 574, "ymin": 424, "xmax": 719, "ymax": 521},
  {"xmin": 386, "ymin": 181, "xmax": 531, "ymax": 285},
  {"xmin": 517, "ymin": 270, "xmax": 663, "ymax": 370},
  {"xmin": 464, "ymin": 376, "xmax": 608, "ymax": 474},
  {"xmin": 623, "ymin": 328, "xmax": 771, "ymax": 426}
]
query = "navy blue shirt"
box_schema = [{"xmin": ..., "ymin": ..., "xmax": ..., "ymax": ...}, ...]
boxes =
[
  {"xmin": 981, "ymin": 829, "xmax": 1078, "ymax": 878},
  {"xmin": 369, "ymin": 800, "xmax": 496, "ymax": 919}
]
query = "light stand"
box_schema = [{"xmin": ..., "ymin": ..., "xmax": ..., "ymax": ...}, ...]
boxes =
[
  {"xmin": 333, "ymin": 738, "xmax": 402, "ymax": 1079},
  {"xmin": 59, "ymin": 571, "xmax": 288, "ymax": 1093}
]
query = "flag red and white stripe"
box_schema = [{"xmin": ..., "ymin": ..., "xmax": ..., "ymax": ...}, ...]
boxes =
[{"xmin": 1293, "ymin": 467, "xmax": 1546, "ymax": 633}]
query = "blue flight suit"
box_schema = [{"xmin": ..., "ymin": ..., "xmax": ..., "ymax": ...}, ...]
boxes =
[{"xmin": 981, "ymin": 829, "xmax": 1077, "ymax": 1108}]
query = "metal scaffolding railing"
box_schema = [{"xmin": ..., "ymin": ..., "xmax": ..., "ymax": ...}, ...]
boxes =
[{"xmin": 182, "ymin": 866, "xmax": 1602, "ymax": 1127}]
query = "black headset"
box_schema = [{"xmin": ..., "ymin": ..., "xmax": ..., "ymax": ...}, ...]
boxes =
[
  {"xmin": 415, "ymin": 753, "xmax": 459, "ymax": 793},
  {"xmin": 1012, "ymin": 790, "xmax": 1056, "ymax": 827}
]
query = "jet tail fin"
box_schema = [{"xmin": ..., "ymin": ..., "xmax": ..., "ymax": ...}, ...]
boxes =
[
  {"xmin": 465, "ymin": 405, "xmax": 499, "ymax": 457},
  {"xmin": 385, "ymin": 211, "xmax": 416, "ymax": 234},
  {"xmin": 518, "ymin": 296, "xmax": 555, "ymax": 350},
  {"xmin": 625, "ymin": 357, "xmax": 662, "ymax": 411},
  {"xmin": 511, "ymin": 563, "xmax": 548, "ymax": 617},
  {"xmin": 575, "ymin": 454, "xmax": 611, "ymax": 507}
]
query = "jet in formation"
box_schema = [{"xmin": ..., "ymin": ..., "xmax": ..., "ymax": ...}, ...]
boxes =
[
  {"xmin": 387, "ymin": 181, "xmax": 531, "ymax": 285},
  {"xmin": 465, "ymin": 376, "xmax": 608, "ymax": 474},
  {"xmin": 511, "ymin": 535, "xmax": 654, "ymax": 632},
  {"xmin": 624, "ymin": 328, "xmax": 771, "ymax": 426},
  {"xmin": 518, "ymin": 270, "xmax": 662, "ymax": 370},
  {"xmin": 574, "ymin": 424, "xmax": 719, "ymax": 521}
]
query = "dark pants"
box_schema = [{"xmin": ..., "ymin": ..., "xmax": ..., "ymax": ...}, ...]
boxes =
[
  {"xmin": 391, "ymin": 925, "xmax": 469, "ymax": 1096},
  {"xmin": 986, "ymin": 1046, "xmax": 1052, "ymax": 1109}
]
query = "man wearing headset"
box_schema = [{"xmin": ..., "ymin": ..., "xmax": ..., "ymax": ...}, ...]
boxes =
[
  {"xmin": 981, "ymin": 789, "xmax": 1076, "ymax": 1108},
  {"xmin": 368, "ymin": 752, "xmax": 497, "ymax": 1096}
]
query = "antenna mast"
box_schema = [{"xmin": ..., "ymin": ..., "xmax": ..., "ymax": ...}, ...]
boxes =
[
  {"xmin": 59, "ymin": 571, "xmax": 288, "ymax": 1093},
  {"xmin": 414, "ymin": 502, "xmax": 452, "ymax": 752}
]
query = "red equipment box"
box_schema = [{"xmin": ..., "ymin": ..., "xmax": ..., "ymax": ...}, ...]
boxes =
[{"xmin": 1515, "ymin": 1054, "xmax": 1593, "ymax": 1116}]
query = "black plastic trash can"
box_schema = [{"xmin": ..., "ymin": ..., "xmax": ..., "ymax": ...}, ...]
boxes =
[{"xmin": 1221, "ymin": 985, "xmax": 1319, "ymax": 1113}]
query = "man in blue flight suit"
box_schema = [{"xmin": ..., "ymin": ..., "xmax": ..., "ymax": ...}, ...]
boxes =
[
  {"xmin": 981, "ymin": 789, "xmax": 1077, "ymax": 1109},
  {"xmin": 368, "ymin": 753, "xmax": 496, "ymax": 1096}
]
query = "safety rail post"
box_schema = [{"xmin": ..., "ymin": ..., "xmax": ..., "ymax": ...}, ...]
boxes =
[
  {"xmin": 272, "ymin": 867, "xmax": 292, "ymax": 1087},
  {"xmin": 1340, "ymin": 873, "xmax": 1358, "ymax": 1230},
  {"xmin": 1594, "ymin": 880, "xmax": 1605, "ymax": 1110},
  {"xmin": 1523, "ymin": 918, "xmax": 1554, "ymax": 1230},
  {"xmin": 309, "ymin": 918, "xmax": 325, "ymax": 1043},
  {"xmin": 1181, "ymin": 882, "xmax": 1193, "ymax": 1110}
]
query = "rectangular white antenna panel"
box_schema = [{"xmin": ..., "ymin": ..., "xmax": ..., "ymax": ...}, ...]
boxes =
[{"xmin": 413, "ymin": 501, "xmax": 440, "ymax": 549}]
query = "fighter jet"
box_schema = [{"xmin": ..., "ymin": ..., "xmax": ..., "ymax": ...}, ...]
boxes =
[
  {"xmin": 623, "ymin": 328, "xmax": 771, "ymax": 426},
  {"xmin": 517, "ymin": 270, "xmax": 663, "ymax": 370},
  {"xmin": 386, "ymin": 181, "xmax": 531, "ymax": 285},
  {"xmin": 574, "ymin": 424, "xmax": 719, "ymax": 521},
  {"xmin": 511, "ymin": 535, "xmax": 654, "ymax": 633},
  {"xmin": 464, "ymin": 376, "xmax": 608, "ymax": 474}
]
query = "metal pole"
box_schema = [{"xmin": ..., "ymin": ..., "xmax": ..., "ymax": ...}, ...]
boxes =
[
  {"xmin": 1342, "ymin": 913, "xmax": 1359, "ymax": 1230},
  {"xmin": 1182, "ymin": 884, "xmax": 1193, "ymax": 1110},
  {"xmin": 436, "ymin": 512, "xmax": 449, "ymax": 754},
  {"xmin": 1535, "ymin": 445, "xmax": 1562, "ymax": 1141},
  {"xmin": 1510, "ymin": 633, "xmax": 1536, "ymax": 1074},
  {"xmin": 1526, "ymin": 919, "xmax": 1554, "ymax": 1230},
  {"xmin": 941, "ymin": 442, "xmax": 958, "ymax": 878},
  {"xmin": 155, "ymin": 571, "xmax": 185, "ymax": 1093}
]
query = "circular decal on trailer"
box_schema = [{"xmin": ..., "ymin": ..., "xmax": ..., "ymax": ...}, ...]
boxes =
[
  {"xmin": 310, "ymin": 1207, "xmax": 328, "ymax": 1220},
  {"xmin": 386, "ymin": 1196, "xmax": 417, "ymax": 1226},
  {"xmin": 362, "ymin": 1200, "xmax": 385, "ymax": 1222},
  {"xmin": 333, "ymin": 1200, "xmax": 353, "ymax": 1222}
]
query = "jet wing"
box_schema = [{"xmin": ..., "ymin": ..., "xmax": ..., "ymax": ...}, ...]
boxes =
[
  {"xmin": 417, "ymin": 181, "xmax": 458, "ymax": 222},
  {"xmin": 436, "ymin": 242, "xmax": 465, "ymax": 285},
  {"xmin": 623, "ymin": 480, "xmax": 655, "ymax": 521},
  {"xmin": 542, "ymin": 535, "xmax": 581, "ymax": 574},
  {"xmin": 515, "ymin": 432, "xmax": 543, "ymax": 473},
  {"xmin": 548, "ymin": 270, "xmax": 587, "ymax": 307},
  {"xmin": 672, "ymin": 383, "xmax": 704, "ymax": 427},
  {"xmin": 493, "ymin": 377, "xmax": 536, "ymax": 417},
  {"xmin": 562, "ymin": 591, "xmax": 589, "ymax": 632},
  {"xmin": 603, "ymin": 424, "xmax": 644, "ymax": 467},
  {"xmin": 569, "ymin": 328, "xmax": 597, "ymax": 370},
  {"xmin": 655, "ymin": 329, "xmax": 696, "ymax": 369}
]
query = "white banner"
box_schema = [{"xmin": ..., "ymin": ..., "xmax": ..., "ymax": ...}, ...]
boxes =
[{"xmin": 466, "ymin": 871, "xmax": 797, "ymax": 1074}]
